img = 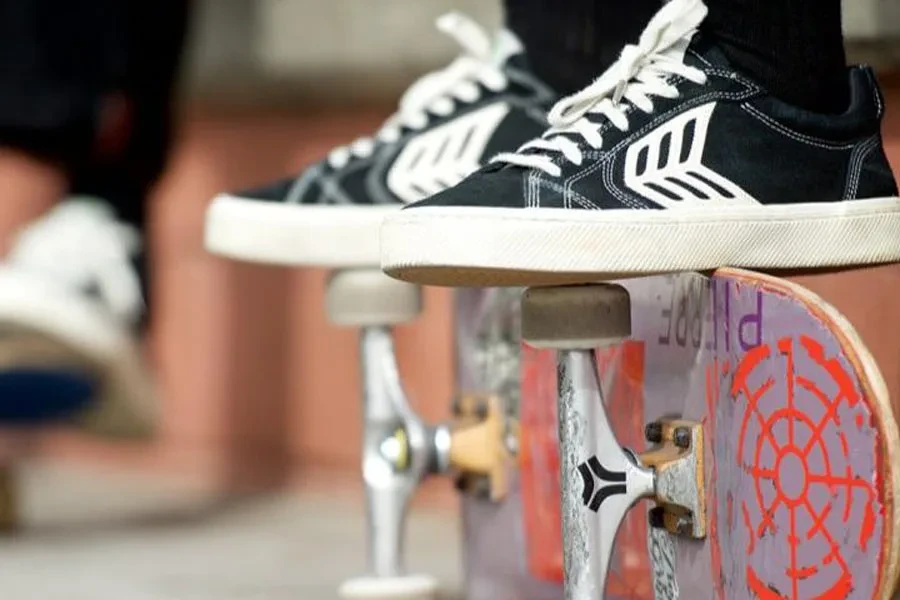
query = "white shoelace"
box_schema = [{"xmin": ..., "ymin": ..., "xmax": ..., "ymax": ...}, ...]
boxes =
[
  {"xmin": 326, "ymin": 12, "xmax": 509, "ymax": 170},
  {"xmin": 8, "ymin": 199, "xmax": 144, "ymax": 325},
  {"xmin": 493, "ymin": 0, "xmax": 709, "ymax": 177}
]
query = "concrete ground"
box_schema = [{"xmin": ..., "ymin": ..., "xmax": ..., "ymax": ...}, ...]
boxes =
[{"xmin": 0, "ymin": 462, "xmax": 462, "ymax": 599}]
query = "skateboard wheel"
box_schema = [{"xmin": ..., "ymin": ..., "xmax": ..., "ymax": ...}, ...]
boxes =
[
  {"xmin": 338, "ymin": 574, "xmax": 439, "ymax": 600},
  {"xmin": 521, "ymin": 284, "xmax": 631, "ymax": 349},
  {"xmin": 326, "ymin": 269, "xmax": 422, "ymax": 326}
]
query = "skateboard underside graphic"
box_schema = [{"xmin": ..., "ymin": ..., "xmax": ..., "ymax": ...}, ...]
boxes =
[{"xmin": 520, "ymin": 268, "xmax": 900, "ymax": 599}]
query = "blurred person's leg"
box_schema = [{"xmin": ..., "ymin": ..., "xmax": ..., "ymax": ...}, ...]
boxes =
[
  {"xmin": 70, "ymin": 1, "xmax": 191, "ymax": 319},
  {"xmin": 704, "ymin": 0, "xmax": 847, "ymax": 114},
  {"xmin": 505, "ymin": 0, "xmax": 850, "ymax": 112},
  {"xmin": 0, "ymin": 1, "xmax": 116, "ymax": 251},
  {"xmin": 71, "ymin": 1, "xmax": 191, "ymax": 235},
  {"xmin": 504, "ymin": 0, "xmax": 662, "ymax": 96},
  {"xmin": 0, "ymin": 1, "xmax": 189, "ymax": 239},
  {"xmin": 504, "ymin": 0, "xmax": 851, "ymax": 111},
  {"xmin": 504, "ymin": 0, "xmax": 850, "ymax": 112},
  {"xmin": 0, "ymin": 0, "xmax": 189, "ymax": 432}
]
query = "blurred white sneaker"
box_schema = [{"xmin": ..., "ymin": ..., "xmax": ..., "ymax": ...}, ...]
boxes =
[{"xmin": 0, "ymin": 197, "xmax": 155, "ymax": 438}]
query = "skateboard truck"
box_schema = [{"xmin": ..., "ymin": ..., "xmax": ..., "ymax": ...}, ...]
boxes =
[
  {"xmin": 641, "ymin": 419, "xmax": 706, "ymax": 539},
  {"xmin": 522, "ymin": 284, "xmax": 705, "ymax": 599},
  {"xmin": 326, "ymin": 270, "xmax": 517, "ymax": 599}
]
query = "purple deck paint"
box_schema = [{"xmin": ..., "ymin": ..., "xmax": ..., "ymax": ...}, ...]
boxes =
[{"xmin": 621, "ymin": 271, "xmax": 890, "ymax": 600}]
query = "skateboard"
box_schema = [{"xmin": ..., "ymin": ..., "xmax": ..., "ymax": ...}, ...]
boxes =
[{"xmin": 519, "ymin": 268, "xmax": 900, "ymax": 599}]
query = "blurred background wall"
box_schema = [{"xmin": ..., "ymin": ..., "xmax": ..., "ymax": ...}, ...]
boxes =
[
  {"xmin": 41, "ymin": 0, "xmax": 900, "ymax": 496},
  {"xmin": 186, "ymin": 0, "xmax": 900, "ymax": 103}
]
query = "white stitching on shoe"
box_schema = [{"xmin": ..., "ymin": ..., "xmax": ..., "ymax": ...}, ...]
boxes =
[
  {"xmin": 844, "ymin": 135, "xmax": 879, "ymax": 200},
  {"xmin": 741, "ymin": 104, "xmax": 855, "ymax": 150}
]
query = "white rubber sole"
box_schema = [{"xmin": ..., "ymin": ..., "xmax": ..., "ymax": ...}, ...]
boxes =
[
  {"xmin": 204, "ymin": 194, "xmax": 401, "ymax": 268},
  {"xmin": 380, "ymin": 197, "xmax": 900, "ymax": 286}
]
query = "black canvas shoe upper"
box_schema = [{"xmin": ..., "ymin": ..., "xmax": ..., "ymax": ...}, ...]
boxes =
[
  {"xmin": 409, "ymin": 4, "xmax": 897, "ymax": 214},
  {"xmin": 236, "ymin": 14, "xmax": 557, "ymax": 208},
  {"xmin": 380, "ymin": 0, "xmax": 900, "ymax": 287}
]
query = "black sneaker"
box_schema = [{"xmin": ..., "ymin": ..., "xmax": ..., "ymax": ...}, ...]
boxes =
[
  {"xmin": 204, "ymin": 13, "xmax": 557, "ymax": 268},
  {"xmin": 0, "ymin": 198, "xmax": 155, "ymax": 437},
  {"xmin": 380, "ymin": 0, "xmax": 900, "ymax": 287}
]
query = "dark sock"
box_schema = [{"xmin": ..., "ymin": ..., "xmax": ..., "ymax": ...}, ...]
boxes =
[
  {"xmin": 704, "ymin": 0, "xmax": 849, "ymax": 114},
  {"xmin": 504, "ymin": 0, "xmax": 662, "ymax": 96}
]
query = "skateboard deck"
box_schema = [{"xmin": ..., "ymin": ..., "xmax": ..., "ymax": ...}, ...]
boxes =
[
  {"xmin": 520, "ymin": 267, "xmax": 900, "ymax": 599},
  {"xmin": 455, "ymin": 287, "xmax": 564, "ymax": 600}
]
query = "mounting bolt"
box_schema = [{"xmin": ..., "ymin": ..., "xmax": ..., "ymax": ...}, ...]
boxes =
[
  {"xmin": 645, "ymin": 422, "xmax": 663, "ymax": 444},
  {"xmin": 648, "ymin": 506, "xmax": 666, "ymax": 529},
  {"xmin": 470, "ymin": 474, "xmax": 492, "ymax": 500},
  {"xmin": 451, "ymin": 396, "xmax": 464, "ymax": 417},
  {"xmin": 674, "ymin": 427, "xmax": 691, "ymax": 449},
  {"xmin": 474, "ymin": 398, "xmax": 490, "ymax": 420}
]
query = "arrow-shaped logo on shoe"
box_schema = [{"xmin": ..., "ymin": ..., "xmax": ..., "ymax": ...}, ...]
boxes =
[{"xmin": 578, "ymin": 456, "xmax": 627, "ymax": 512}]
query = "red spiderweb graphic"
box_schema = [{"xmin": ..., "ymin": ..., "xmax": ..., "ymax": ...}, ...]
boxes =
[{"xmin": 732, "ymin": 335, "xmax": 879, "ymax": 600}]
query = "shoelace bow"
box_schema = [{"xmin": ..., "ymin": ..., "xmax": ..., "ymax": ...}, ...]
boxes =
[
  {"xmin": 493, "ymin": 0, "xmax": 709, "ymax": 177},
  {"xmin": 327, "ymin": 12, "xmax": 509, "ymax": 169}
]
